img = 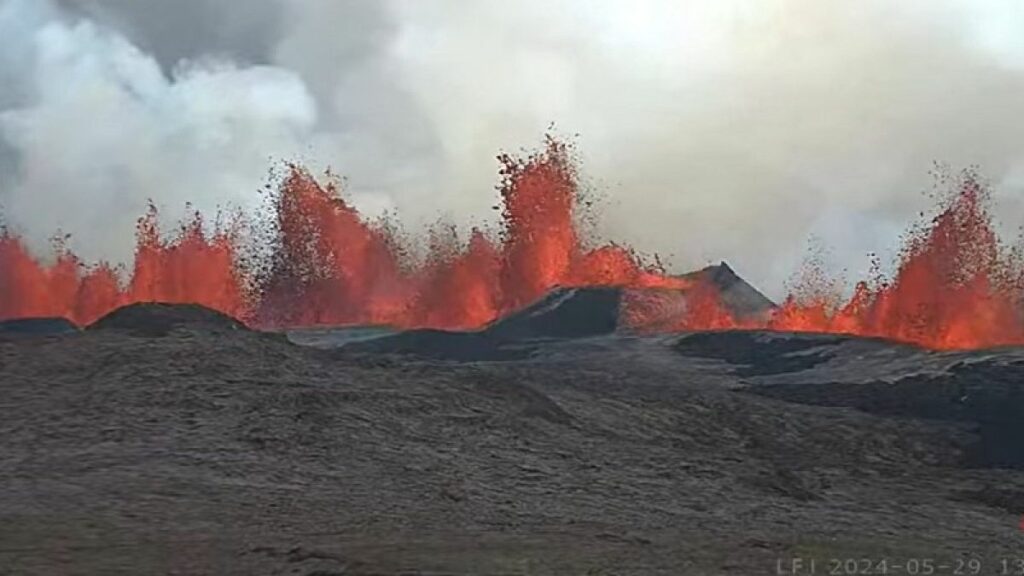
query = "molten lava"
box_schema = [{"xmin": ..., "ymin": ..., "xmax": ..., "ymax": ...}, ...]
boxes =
[
  {"xmin": 2, "ymin": 139, "xmax": 1023, "ymax": 350},
  {"xmin": 0, "ymin": 206, "xmax": 246, "ymax": 326},
  {"xmin": 765, "ymin": 174, "xmax": 1024, "ymax": 349}
]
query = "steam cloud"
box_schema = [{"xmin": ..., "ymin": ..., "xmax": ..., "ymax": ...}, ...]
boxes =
[{"xmin": 1, "ymin": 0, "xmax": 1023, "ymax": 297}]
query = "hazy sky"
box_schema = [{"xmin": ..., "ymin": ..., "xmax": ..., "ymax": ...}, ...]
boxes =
[{"xmin": 1, "ymin": 0, "xmax": 1023, "ymax": 297}]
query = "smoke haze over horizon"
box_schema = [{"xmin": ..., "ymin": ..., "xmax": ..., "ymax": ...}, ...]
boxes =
[{"xmin": 1, "ymin": 0, "xmax": 1023, "ymax": 299}]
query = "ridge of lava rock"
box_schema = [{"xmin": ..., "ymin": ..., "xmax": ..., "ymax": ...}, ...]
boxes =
[{"xmin": 87, "ymin": 302, "xmax": 247, "ymax": 337}]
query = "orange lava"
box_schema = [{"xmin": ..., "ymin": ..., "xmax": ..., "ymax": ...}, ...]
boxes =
[
  {"xmin": 0, "ymin": 205, "xmax": 246, "ymax": 326},
  {"xmin": 765, "ymin": 174, "xmax": 1024, "ymax": 349},
  {"xmin": 1, "ymin": 139, "xmax": 1023, "ymax": 350}
]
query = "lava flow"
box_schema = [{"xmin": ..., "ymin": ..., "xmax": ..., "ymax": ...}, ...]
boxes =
[{"xmin": 1, "ymin": 139, "xmax": 1023, "ymax": 350}]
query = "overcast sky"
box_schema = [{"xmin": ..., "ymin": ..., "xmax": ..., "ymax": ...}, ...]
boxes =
[{"xmin": 1, "ymin": 0, "xmax": 1023, "ymax": 297}]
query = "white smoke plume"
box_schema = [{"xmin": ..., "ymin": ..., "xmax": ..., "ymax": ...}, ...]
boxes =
[{"xmin": 1, "ymin": 0, "xmax": 1023, "ymax": 297}]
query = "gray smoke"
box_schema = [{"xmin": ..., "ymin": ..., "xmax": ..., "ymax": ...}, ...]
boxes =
[{"xmin": 1, "ymin": 0, "xmax": 1023, "ymax": 298}]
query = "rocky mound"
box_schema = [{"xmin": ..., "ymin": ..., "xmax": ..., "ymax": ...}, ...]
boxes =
[
  {"xmin": 0, "ymin": 317, "xmax": 78, "ymax": 336},
  {"xmin": 475, "ymin": 261, "xmax": 775, "ymax": 339},
  {"xmin": 346, "ymin": 287, "xmax": 623, "ymax": 360},
  {"xmin": 677, "ymin": 261, "xmax": 777, "ymax": 319},
  {"xmin": 346, "ymin": 264, "xmax": 775, "ymax": 359},
  {"xmin": 87, "ymin": 303, "xmax": 247, "ymax": 337},
  {"xmin": 486, "ymin": 286, "xmax": 622, "ymax": 340}
]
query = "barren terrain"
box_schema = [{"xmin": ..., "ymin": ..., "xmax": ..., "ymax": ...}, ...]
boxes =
[{"xmin": 3, "ymin": 303, "xmax": 1024, "ymax": 574}]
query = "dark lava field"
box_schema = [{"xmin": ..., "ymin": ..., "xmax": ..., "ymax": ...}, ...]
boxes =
[{"xmin": 3, "ymin": 294, "xmax": 1024, "ymax": 575}]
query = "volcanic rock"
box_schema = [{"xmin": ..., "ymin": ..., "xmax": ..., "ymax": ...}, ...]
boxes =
[
  {"xmin": 6, "ymin": 313, "xmax": 1024, "ymax": 574},
  {"xmin": 486, "ymin": 286, "xmax": 623, "ymax": 339},
  {"xmin": 346, "ymin": 287, "xmax": 624, "ymax": 360},
  {"xmin": 343, "ymin": 328, "xmax": 529, "ymax": 361},
  {"xmin": 674, "ymin": 330, "xmax": 850, "ymax": 377},
  {"xmin": 346, "ymin": 263, "xmax": 775, "ymax": 359},
  {"xmin": 677, "ymin": 261, "xmax": 777, "ymax": 319},
  {"xmin": 0, "ymin": 317, "xmax": 78, "ymax": 336},
  {"xmin": 479, "ymin": 261, "xmax": 777, "ymax": 337},
  {"xmin": 87, "ymin": 302, "xmax": 247, "ymax": 337}
]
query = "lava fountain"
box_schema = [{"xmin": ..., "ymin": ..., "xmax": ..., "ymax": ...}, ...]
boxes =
[{"xmin": 1, "ymin": 140, "xmax": 1022, "ymax": 350}]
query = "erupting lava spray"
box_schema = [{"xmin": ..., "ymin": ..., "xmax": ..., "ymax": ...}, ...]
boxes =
[
  {"xmin": 766, "ymin": 171, "xmax": 1024, "ymax": 349},
  {"xmin": 1, "ymin": 139, "xmax": 1023, "ymax": 350}
]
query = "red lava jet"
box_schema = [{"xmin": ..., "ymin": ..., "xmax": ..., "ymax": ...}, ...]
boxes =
[{"xmin": 1, "ymin": 138, "xmax": 1023, "ymax": 350}]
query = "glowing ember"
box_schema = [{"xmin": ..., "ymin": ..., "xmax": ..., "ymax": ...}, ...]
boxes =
[{"xmin": 1, "ymin": 140, "xmax": 1023, "ymax": 350}]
